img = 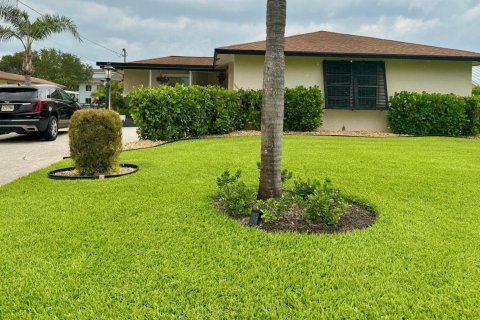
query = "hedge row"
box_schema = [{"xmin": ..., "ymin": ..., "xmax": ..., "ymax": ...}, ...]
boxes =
[
  {"xmin": 128, "ymin": 85, "xmax": 324, "ymax": 140},
  {"xmin": 388, "ymin": 91, "xmax": 480, "ymax": 136},
  {"xmin": 473, "ymin": 86, "xmax": 480, "ymax": 97}
]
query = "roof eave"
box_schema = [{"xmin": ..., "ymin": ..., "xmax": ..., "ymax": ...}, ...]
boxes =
[
  {"xmin": 214, "ymin": 49, "xmax": 480, "ymax": 62},
  {"xmin": 96, "ymin": 62, "xmax": 224, "ymax": 72}
]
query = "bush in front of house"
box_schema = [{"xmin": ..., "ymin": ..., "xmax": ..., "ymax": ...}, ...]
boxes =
[
  {"xmin": 284, "ymin": 86, "xmax": 324, "ymax": 131},
  {"xmin": 388, "ymin": 91, "xmax": 470, "ymax": 136},
  {"xmin": 473, "ymin": 86, "xmax": 480, "ymax": 97},
  {"xmin": 236, "ymin": 86, "xmax": 324, "ymax": 131},
  {"xmin": 128, "ymin": 85, "xmax": 241, "ymax": 140},
  {"xmin": 236, "ymin": 88, "xmax": 263, "ymax": 130},
  {"xmin": 463, "ymin": 96, "xmax": 480, "ymax": 136},
  {"xmin": 69, "ymin": 109, "xmax": 123, "ymax": 175},
  {"xmin": 128, "ymin": 85, "xmax": 324, "ymax": 140}
]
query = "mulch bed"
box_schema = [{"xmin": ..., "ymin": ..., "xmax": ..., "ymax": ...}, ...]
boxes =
[
  {"xmin": 207, "ymin": 130, "xmax": 402, "ymax": 138},
  {"xmin": 51, "ymin": 166, "xmax": 136, "ymax": 178},
  {"xmin": 123, "ymin": 140, "xmax": 166, "ymax": 151},
  {"xmin": 216, "ymin": 202, "xmax": 376, "ymax": 234},
  {"xmin": 258, "ymin": 203, "xmax": 376, "ymax": 234}
]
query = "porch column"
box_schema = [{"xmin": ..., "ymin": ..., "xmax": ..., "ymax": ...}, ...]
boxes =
[
  {"xmin": 189, "ymin": 71, "xmax": 192, "ymax": 86},
  {"xmin": 148, "ymin": 70, "xmax": 152, "ymax": 88}
]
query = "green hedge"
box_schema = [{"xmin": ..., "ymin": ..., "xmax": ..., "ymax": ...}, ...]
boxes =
[
  {"xmin": 464, "ymin": 96, "xmax": 480, "ymax": 135},
  {"xmin": 236, "ymin": 86, "xmax": 324, "ymax": 131},
  {"xmin": 128, "ymin": 85, "xmax": 324, "ymax": 140},
  {"xmin": 128, "ymin": 85, "xmax": 241, "ymax": 140},
  {"xmin": 473, "ymin": 86, "xmax": 480, "ymax": 97},
  {"xmin": 388, "ymin": 91, "xmax": 480, "ymax": 136}
]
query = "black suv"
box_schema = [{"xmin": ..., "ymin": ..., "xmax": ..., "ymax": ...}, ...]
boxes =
[{"xmin": 0, "ymin": 84, "xmax": 81, "ymax": 141}]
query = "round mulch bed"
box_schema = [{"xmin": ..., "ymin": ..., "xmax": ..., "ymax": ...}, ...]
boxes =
[
  {"xmin": 48, "ymin": 164, "xmax": 139, "ymax": 180},
  {"xmin": 220, "ymin": 202, "xmax": 376, "ymax": 234}
]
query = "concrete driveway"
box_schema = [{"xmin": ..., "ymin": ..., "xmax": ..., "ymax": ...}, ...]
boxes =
[{"xmin": 0, "ymin": 127, "xmax": 139, "ymax": 186}]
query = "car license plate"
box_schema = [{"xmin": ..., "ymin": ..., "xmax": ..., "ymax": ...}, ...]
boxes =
[{"xmin": 1, "ymin": 105, "xmax": 14, "ymax": 112}]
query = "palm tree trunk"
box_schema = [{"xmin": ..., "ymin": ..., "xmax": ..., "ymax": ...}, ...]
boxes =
[
  {"xmin": 257, "ymin": 0, "xmax": 286, "ymax": 200},
  {"xmin": 22, "ymin": 47, "xmax": 33, "ymax": 86}
]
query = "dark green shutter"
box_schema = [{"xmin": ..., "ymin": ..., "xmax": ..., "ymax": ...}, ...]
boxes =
[{"xmin": 324, "ymin": 60, "xmax": 388, "ymax": 110}]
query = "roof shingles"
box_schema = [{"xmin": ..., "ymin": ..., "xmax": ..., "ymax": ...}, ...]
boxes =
[{"xmin": 216, "ymin": 31, "xmax": 480, "ymax": 60}]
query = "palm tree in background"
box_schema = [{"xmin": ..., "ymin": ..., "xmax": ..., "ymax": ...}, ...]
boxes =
[
  {"xmin": 0, "ymin": 2, "xmax": 81, "ymax": 85},
  {"xmin": 257, "ymin": 0, "xmax": 287, "ymax": 199}
]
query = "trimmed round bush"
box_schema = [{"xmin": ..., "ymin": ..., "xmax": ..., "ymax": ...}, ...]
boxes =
[{"xmin": 69, "ymin": 109, "xmax": 123, "ymax": 175}]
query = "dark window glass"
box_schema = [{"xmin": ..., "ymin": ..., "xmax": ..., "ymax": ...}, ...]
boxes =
[
  {"xmin": 50, "ymin": 89, "xmax": 63, "ymax": 100},
  {"xmin": 323, "ymin": 61, "xmax": 388, "ymax": 110},
  {"xmin": 0, "ymin": 88, "xmax": 38, "ymax": 101},
  {"xmin": 86, "ymin": 85, "xmax": 92, "ymax": 91},
  {"xmin": 59, "ymin": 90, "xmax": 73, "ymax": 102}
]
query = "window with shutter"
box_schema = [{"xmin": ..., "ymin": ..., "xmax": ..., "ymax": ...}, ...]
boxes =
[{"xmin": 323, "ymin": 61, "xmax": 388, "ymax": 110}]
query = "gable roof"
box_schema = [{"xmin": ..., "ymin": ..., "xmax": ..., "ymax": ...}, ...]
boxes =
[
  {"xmin": 0, "ymin": 70, "xmax": 64, "ymax": 87},
  {"xmin": 215, "ymin": 31, "xmax": 480, "ymax": 61}
]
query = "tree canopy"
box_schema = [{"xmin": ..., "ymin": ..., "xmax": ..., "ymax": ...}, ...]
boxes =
[{"xmin": 0, "ymin": 49, "xmax": 93, "ymax": 90}]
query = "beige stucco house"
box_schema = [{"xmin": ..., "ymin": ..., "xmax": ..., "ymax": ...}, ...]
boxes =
[{"xmin": 98, "ymin": 31, "xmax": 480, "ymax": 131}]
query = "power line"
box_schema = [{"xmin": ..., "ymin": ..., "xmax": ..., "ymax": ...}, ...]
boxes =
[{"xmin": 15, "ymin": 0, "xmax": 123, "ymax": 58}]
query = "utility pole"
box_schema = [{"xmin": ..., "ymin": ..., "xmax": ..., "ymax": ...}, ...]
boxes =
[
  {"xmin": 121, "ymin": 48, "xmax": 127, "ymax": 64},
  {"xmin": 121, "ymin": 48, "xmax": 127, "ymax": 81}
]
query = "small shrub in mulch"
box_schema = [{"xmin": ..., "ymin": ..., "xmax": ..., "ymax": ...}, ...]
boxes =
[
  {"xmin": 69, "ymin": 109, "xmax": 123, "ymax": 176},
  {"xmin": 214, "ymin": 169, "xmax": 376, "ymax": 234},
  {"xmin": 49, "ymin": 109, "xmax": 139, "ymax": 180}
]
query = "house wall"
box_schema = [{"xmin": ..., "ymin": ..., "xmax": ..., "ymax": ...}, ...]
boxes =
[
  {"xmin": 231, "ymin": 55, "xmax": 473, "ymax": 131},
  {"xmin": 123, "ymin": 70, "xmax": 151, "ymax": 94}
]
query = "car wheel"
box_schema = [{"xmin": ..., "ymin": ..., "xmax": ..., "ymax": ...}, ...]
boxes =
[{"xmin": 43, "ymin": 116, "xmax": 58, "ymax": 141}]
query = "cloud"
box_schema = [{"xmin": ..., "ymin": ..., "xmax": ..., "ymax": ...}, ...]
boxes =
[
  {"xmin": 359, "ymin": 16, "xmax": 439, "ymax": 39},
  {"xmin": 0, "ymin": 0, "xmax": 478, "ymax": 66}
]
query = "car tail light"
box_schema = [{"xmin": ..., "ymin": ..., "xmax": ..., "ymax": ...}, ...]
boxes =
[{"xmin": 34, "ymin": 100, "xmax": 45, "ymax": 112}]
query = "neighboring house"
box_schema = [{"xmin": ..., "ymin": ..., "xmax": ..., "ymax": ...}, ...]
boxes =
[
  {"xmin": 0, "ymin": 70, "xmax": 64, "ymax": 88},
  {"xmin": 78, "ymin": 68, "xmax": 122, "ymax": 105},
  {"xmin": 98, "ymin": 31, "xmax": 480, "ymax": 131},
  {"xmin": 474, "ymin": 66, "xmax": 480, "ymax": 86}
]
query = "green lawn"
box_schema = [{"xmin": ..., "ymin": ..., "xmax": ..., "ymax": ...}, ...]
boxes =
[{"xmin": 1, "ymin": 136, "xmax": 480, "ymax": 319}]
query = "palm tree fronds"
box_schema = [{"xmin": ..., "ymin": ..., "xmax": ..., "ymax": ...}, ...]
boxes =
[
  {"xmin": 0, "ymin": 2, "xmax": 28, "ymax": 29},
  {"xmin": 30, "ymin": 14, "xmax": 81, "ymax": 41},
  {"xmin": 0, "ymin": 25, "xmax": 21, "ymax": 42}
]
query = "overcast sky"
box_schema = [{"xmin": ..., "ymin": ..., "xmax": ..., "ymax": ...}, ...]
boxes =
[{"xmin": 1, "ymin": 0, "xmax": 480, "ymax": 67}]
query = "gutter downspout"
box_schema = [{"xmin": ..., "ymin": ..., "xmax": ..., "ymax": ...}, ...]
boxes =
[{"xmin": 148, "ymin": 70, "xmax": 152, "ymax": 88}]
